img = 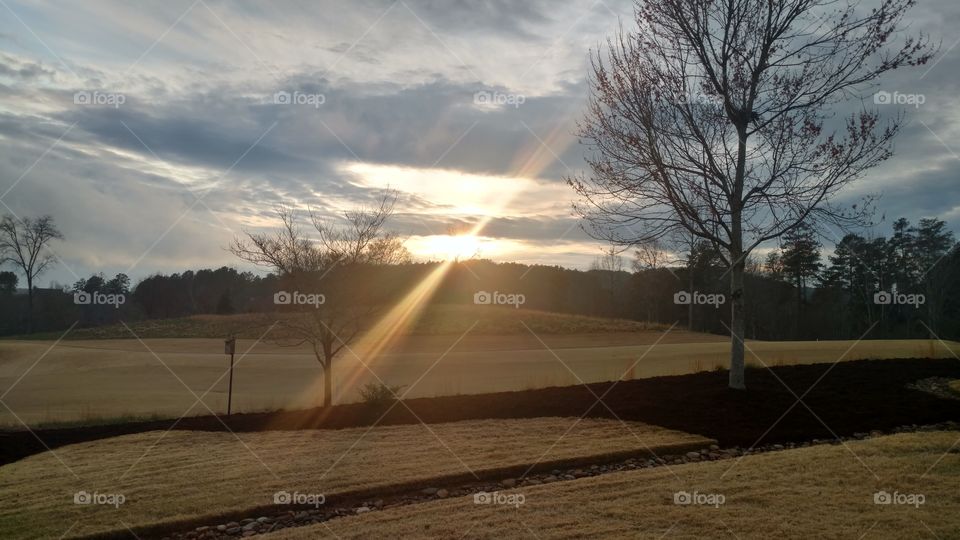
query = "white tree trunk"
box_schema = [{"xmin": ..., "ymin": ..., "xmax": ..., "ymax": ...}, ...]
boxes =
[{"xmin": 728, "ymin": 261, "xmax": 746, "ymax": 389}]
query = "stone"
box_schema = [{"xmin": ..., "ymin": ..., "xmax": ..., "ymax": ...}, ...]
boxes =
[
  {"xmin": 500, "ymin": 478, "xmax": 517, "ymax": 488},
  {"xmin": 685, "ymin": 451, "xmax": 701, "ymax": 459},
  {"xmin": 421, "ymin": 487, "xmax": 438, "ymax": 495},
  {"xmin": 356, "ymin": 507, "xmax": 371, "ymax": 514},
  {"xmin": 436, "ymin": 489, "xmax": 449, "ymax": 498}
]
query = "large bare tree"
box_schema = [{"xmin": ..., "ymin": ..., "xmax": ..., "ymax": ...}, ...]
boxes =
[
  {"xmin": 0, "ymin": 215, "xmax": 63, "ymax": 332},
  {"xmin": 230, "ymin": 191, "xmax": 408, "ymax": 407},
  {"xmin": 569, "ymin": 0, "xmax": 933, "ymax": 389}
]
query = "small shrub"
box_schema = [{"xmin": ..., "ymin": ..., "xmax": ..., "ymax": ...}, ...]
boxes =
[{"xmin": 358, "ymin": 382, "xmax": 404, "ymax": 406}]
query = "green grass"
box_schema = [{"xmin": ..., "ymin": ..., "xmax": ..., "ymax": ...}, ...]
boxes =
[{"xmin": 8, "ymin": 305, "xmax": 667, "ymax": 341}]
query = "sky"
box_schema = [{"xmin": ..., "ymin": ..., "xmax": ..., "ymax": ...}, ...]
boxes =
[{"xmin": 1, "ymin": 0, "xmax": 959, "ymax": 288}]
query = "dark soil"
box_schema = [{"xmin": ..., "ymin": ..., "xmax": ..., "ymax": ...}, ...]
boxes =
[{"xmin": 3, "ymin": 357, "xmax": 960, "ymax": 466}]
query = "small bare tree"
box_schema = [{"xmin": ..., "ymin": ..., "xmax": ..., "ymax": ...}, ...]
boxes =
[
  {"xmin": 0, "ymin": 215, "xmax": 63, "ymax": 332},
  {"xmin": 569, "ymin": 0, "xmax": 933, "ymax": 389},
  {"xmin": 230, "ymin": 191, "xmax": 405, "ymax": 407}
]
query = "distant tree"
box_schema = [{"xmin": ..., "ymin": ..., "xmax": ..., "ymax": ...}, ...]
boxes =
[
  {"xmin": 780, "ymin": 222, "xmax": 822, "ymax": 331},
  {"xmin": 230, "ymin": 191, "xmax": 405, "ymax": 408},
  {"xmin": 0, "ymin": 271, "xmax": 17, "ymax": 295},
  {"xmin": 763, "ymin": 252, "xmax": 784, "ymax": 281},
  {"xmin": 215, "ymin": 290, "xmax": 235, "ymax": 315},
  {"xmin": 0, "ymin": 215, "xmax": 64, "ymax": 332},
  {"xmin": 104, "ymin": 273, "xmax": 131, "ymax": 295},
  {"xmin": 910, "ymin": 218, "xmax": 955, "ymax": 336},
  {"xmin": 568, "ymin": 0, "xmax": 932, "ymax": 388}
]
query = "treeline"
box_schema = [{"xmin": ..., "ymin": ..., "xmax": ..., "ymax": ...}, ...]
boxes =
[
  {"xmin": 625, "ymin": 217, "xmax": 960, "ymax": 341},
  {"xmin": 1, "ymin": 217, "xmax": 957, "ymax": 341}
]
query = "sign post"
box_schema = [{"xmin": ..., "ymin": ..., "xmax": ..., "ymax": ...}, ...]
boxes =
[{"xmin": 224, "ymin": 337, "xmax": 236, "ymax": 416}]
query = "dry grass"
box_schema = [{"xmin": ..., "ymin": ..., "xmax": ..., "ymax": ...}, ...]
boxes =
[
  {"xmin": 1, "ymin": 336, "xmax": 956, "ymax": 427},
  {"xmin": 12, "ymin": 305, "xmax": 668, "ymax": 341},
  {"xmin": 268, "ymin": 431, "xmax": 960, "ymax": 540},
  {"xmin": 0, "ymin": 417, "xmax": 711, "ymax": 539}
]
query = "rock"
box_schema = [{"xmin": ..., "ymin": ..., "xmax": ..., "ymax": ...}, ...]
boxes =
[
  {"xmin": 562, "ymin": 474, "xmax": 575, "ymax": 480},
  {"xmin": 543, "ymin": 475, "xmax": 558, "ymax": 483},
  {"xmin": 374, "ymin": 499, "xmax": 384, "ymax": 508},
  {"xmin": 257, "ymin": 517, "xmax": 272, "ymax": 524},
  {"xmin": 551, "ymin": 469, "xmax": 561, "ymax": 475},
  {"xmin": 709, "ymin": 444, "xmax": 719, "ymax": 451},
  {"xmin": 294, "ymin": 512, "xmax": 309, "ymax": 520},
  {"xmin": 216, "ymin": 525, "xmax": 227, "ymax": 532},
  {"xmin": 242, "ymin": 532, "xmax": 256, "ymax": 538},
  {"xmin": 356, "ymin": 507, "xmax": 371, "ymax": 514},
  {"xmin": 196, "ymin": 526, "xmax": 210, "ymax": 533},
  {"xmin": 242, "ymin": 522, "xmax": 259, "ymax": 531},
  {"xmin": 526, "ymin": 479, "xmax": 541, "ymax": 485},
  {"xmin": 772, "ymin": 444, "xmax": 785, "ymax": 450},
  {"xmin": 572, "ymin": 470, "xmax": 588, "ymax": 478},
  {"xmin": 226, "ymin": 528, "xmax": 241, "ymax": 535},
  {"xmin": 685, "ymin": 451, "xmax": 701, "ymax": 459},
  {"xmin": 500, "ymin": 478, "xmax": 517, "ymax": 488},
  {"xmin": 241, "ymin": 519, "xmax": 255, "ymax": 526},
  {"xmin": 421, "ymin": 487, "xmax": 438, "ymax": 495},
  {"xmin": 436, "ymin": 489, "xmax": 449, "ymax": 498}
]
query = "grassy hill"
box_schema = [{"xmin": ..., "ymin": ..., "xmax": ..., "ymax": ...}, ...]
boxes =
[{"xmin": 9, "ymin": 304, "xmax": 669, "ymax": 340}]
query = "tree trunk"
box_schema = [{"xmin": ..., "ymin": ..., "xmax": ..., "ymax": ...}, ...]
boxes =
[
  {"xmin": 26, "ymin": 275, "xmax": 33, "ymax": 333},
  {"xmin": 688, "ymin": 268, "xmax": 695, "ymax": 331},
  {"xmin": 728, "ymin": 259, "xmax": 746, "ymax": 390},
  {"xmin": 323, "ymin": 358, "xmax": 332, "ymax": 408},
  {"xmin": 322, "ymin": 341, "xmax": 333, "ymax": 408}
]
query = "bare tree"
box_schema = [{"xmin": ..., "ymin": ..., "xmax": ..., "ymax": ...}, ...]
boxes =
[
  {"xmin": 569, "ymin": 0, "xmax": 933, "ymax": 389},
  {"xmin": 0, "ymin": 215, "xmax": 63, "ymax": 332},
  {"xmin": 230, "ymin": 191, "xmax": 405, "ymax": 407}
]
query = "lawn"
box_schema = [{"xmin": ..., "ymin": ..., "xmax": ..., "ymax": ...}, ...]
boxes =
[
  {"xmin": 1, "ymin": 331, "xmax": 956, "ymax": 427},
  {"xmin": 0, "ymin": 417, "xmax": 712, "ymax": 539},
  {"xmin": 265, "ymin": 430, "xmax": 960, "ymax": 539},
  {"xmin": 8, "ymin": 305, "xmax": 670, "ymax": 341}
]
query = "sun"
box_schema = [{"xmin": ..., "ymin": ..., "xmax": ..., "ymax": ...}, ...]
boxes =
[{"xmin": 414, "ymin": 234, "xmax": 484, "ymax": 261}]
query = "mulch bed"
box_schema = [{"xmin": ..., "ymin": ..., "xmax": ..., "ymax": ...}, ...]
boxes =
[{"xmin": 3, "ymin": 358, "xmax": 960, "ymax": 466}]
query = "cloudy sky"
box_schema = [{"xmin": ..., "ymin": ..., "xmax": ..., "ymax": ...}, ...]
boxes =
[{"xmin": 1, "ymin": 0, "xmax": 959, "ymax": 287}]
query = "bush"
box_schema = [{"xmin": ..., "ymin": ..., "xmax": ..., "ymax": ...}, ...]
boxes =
[{"xmin": 358, "ymin": 382, "xmax": 404, "ymax": 406}]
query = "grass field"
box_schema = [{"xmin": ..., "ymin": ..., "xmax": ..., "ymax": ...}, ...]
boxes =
[
  {"xmin": 266, "ymin": 431, "xmax": 960, "ymax": 539},
  {"xmin": 1, "ymin": 328, "xmax": 957, "ymax": 427},
  {"xmin": 0, "ymin": 417, "xmax": 712, "ymax": 539},
  {"xmin": 10, "ymin": 305, "xmax": 669, "ymax": 341}
]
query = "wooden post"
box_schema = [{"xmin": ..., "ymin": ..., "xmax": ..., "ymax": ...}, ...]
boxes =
[{"xmin": 224, "ymin": 337, "xmax": 236, "ymax": 416}]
